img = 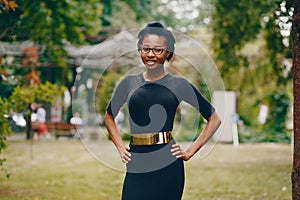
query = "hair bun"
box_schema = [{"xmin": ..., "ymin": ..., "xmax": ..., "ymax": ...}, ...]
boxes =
[
  {"xmin": 146, "ymin": 21, "xmax": 165, "ymax": 28},
  {"xmin": 138, "ymin": 21, "xmax": 175, "ymax": 61}
]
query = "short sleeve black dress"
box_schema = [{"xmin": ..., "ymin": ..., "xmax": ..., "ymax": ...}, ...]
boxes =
[{"xmin": 107, "ymin": 73, "xmax": 215, "ymax": 200}]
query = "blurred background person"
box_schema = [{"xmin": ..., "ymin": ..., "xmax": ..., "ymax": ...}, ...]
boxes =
[{"xmin": 32, "ymin": 103, "xmax": 50, "ymax": 140}]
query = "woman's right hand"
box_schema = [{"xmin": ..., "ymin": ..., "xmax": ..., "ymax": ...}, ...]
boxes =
[
  {"xmin": 118, "ymin": 146, "xmax": 131, "ymax": 164},
  {"xmin": 104, "ymin": 112, "xmax": 132, "ymax": 164}
]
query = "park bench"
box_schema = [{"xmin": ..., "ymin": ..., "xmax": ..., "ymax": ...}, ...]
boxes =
[{"xmin": 32, "ymin": 121, "xmax": 81, "ymax": 139}]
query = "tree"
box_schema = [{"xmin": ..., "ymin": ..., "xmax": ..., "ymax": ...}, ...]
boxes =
[
  {"xmin": 0, "ymin": 0, "xmax": 17, "ymax": 179},
  {"xmin": 96, "ymin": 72, "xmax": 120, "ymax": 115},
  {"xmin": 0, "ymin": 81, "xmax": 66, "ymax": 178},
  {"xmin": 292, "ymin": 0, "xmax": 300, "ymax": 198},
  {"xmin": 0, "ymin": 0, "xmax": 103, "ymax": 67},
  {"xmin": 211, "ymin": 0, "xmax": 293, "ymax": 141},
  {"xmin": 0, "ymin": 0, "xmax": 18, "ymax": 12},
  {"xmin": 0, "ymin": 97, "xmax": 12, "ymax": 178},
  {"xmin": 101, "ymin": 0, "xmax": 151, "ymax": 26},
  {"xmin": 212, "ymin": 0, "xmax": 292, "ymax": 80}
]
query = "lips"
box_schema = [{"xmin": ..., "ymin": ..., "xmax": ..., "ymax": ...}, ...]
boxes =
[{"xmin": 146, "ymin": 60, "xmax": 157, "ymax": 66}]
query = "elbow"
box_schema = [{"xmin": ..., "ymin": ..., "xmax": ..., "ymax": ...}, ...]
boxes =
[
  {"xmin": 216, "ymin": 115, "xmax": 221, "ymax": 128},
  {"xmin": 215, "ymin": 112, "xmax": 221, "ymax": 126},
  {"xmin": 104, "ymin": 112, "xmax": 113, "ymax": 126},
  {"xmin": 211, "ymin": 111, "xmax": 221, "ymax": 128}
]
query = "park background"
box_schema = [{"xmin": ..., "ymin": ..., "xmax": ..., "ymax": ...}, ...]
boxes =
[{"xmin": 0, "ymin": 0, "xmax": 297, "ymax": 199}]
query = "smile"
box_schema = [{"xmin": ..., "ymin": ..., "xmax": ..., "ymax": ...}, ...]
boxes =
[{"xmin": 146, "ymin": 60, "xmax": 157, "ymax": 66}]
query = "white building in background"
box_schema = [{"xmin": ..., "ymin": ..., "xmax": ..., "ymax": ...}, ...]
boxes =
[{"xmin": 212, "ymin": 91, "xmax": 239, "ymax": 147}]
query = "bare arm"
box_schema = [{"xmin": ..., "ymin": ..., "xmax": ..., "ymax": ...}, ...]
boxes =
[
  {"xmin": 104, "ymin": 112, "xmax": 131, "ymax": 163},
  {"xmin": 171, "ymin": 111, "xmax": 221, "ymax": 161}
]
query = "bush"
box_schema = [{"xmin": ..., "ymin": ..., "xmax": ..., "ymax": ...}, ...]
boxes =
[
  {"xmin": 239, "ymin": 91, "xmax": 291, "ymax": 143},
  {"xmin": 0, "ymin": 97, "xmax": 12, "ymax": 178}
]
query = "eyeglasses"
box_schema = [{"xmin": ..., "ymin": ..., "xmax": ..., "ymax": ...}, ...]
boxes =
[{"xmin": 139, "ymin": 46, "xmax": 166, "ymax": 55}]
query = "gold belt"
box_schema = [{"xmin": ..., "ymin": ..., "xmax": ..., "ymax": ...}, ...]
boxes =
[{"xmin": 130, "ymin": 131, "xmax": 173, "ymax": 145}]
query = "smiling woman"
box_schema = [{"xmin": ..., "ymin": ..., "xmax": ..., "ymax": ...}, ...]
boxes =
[
  {"xmin": 104, "ymin": 21, "xmax": 221, "ymax": 200},
  {"xmin": 139, "ymin": 34, "xmax": 170, "ymax": 73}
]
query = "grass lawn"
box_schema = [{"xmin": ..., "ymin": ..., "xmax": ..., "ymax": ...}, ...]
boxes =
[{"xmin": 0, "ymin": 135, "xmax": 292, "ymax": 200}]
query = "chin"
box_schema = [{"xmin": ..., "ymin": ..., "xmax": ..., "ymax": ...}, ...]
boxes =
[{"xmin": 145, "ymin": 63, "xmax": 164, "ymax": 69}]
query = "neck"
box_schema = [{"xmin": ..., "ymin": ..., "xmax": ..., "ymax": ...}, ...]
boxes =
[{"xmin": 144, "ymin": 67, "xmax": 166, "ymax": 81}]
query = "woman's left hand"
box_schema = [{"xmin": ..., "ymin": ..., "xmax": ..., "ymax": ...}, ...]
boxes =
[{"xmin": 171, "ymin": 144, "xmax": 190, "ymax": 161}]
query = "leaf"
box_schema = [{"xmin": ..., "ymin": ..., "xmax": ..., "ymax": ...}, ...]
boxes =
[
  {"xmin": 8, "ymin": 1, "xmax": 18, "ymax": 11},
  {"xmin": 1, "ymin": 0, "xmax": 18, "ymax": 12}
]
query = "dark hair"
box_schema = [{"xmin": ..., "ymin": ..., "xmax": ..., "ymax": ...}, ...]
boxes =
[{"xmin": 137, "ymin": 21, "xmax": 175, "ymax": 61}]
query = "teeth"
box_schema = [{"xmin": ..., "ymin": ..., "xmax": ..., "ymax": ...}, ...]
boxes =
[{"xmin": 147, "ymin": 61, "xmax": 156, "ymax": 65}]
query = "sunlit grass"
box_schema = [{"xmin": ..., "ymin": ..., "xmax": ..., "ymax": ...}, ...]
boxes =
[{"xmin": 0, "ymin": 137, "xmax": 292, "ymax": 200}]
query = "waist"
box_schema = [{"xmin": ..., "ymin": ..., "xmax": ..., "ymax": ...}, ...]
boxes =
[{"xmin": 130, "ymin": 131, "xmax": 173, "ymax": 145}]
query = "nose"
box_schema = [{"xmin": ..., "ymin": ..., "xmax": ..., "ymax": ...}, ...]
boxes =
[{"xmin": 147, "ymin": 49, "xmax": 155, "ymax": 57}]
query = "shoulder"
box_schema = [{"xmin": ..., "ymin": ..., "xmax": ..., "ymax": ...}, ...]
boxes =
[
  {"xmin": 120, "ymin": 73, "xmax": 143, "ymax": 82},
  {"xmin": 166, "ymin": 74, "xmax": 200, "ymax": 96},
  {"xmin": 117, "ymin": 73, "xmax": 140, "ymax": 84},
  {"xmin": 115, "ymin": 73, "xmax": 144, "ymax": 91},
  {"xmin": 166, "ymin": 73, "xmax": 191, "ymax": 86}
]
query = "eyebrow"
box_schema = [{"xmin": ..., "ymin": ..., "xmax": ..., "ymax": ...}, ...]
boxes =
[{"xmin": 142, "ymin": 45, "xmax": 165, "ymax": 48}]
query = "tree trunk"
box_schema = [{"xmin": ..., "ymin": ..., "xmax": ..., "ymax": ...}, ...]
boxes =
[{"xmin": 292, "ymin": 0, "xmax": 300, "ymax": 199}]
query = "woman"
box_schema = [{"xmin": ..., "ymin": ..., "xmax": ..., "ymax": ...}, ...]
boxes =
[{"xmin": 104, "ymin": 22, "xmax": 221, "ymax": 200}]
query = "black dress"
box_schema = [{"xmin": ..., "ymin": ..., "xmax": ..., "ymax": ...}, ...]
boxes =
[{"xmin": 107, "ymin": 73, "xmax": 215, "ymax": 200}]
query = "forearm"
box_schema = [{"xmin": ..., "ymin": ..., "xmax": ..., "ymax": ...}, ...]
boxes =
[
  {"xmin": 104, "ymin": 112, "xmax": 125, "ymax": 149},
  {"xmin": 185, "ymin": 111, "xmax": 221, "ymax": 159},
  {"xmin": 104, "ymin": 112, "xmax": 131, "ymax": 163}
]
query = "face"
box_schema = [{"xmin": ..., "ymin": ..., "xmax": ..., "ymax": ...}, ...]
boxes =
[{"xmin": 139, "ymin": 34, "xmax": 170, "ymax": 70}]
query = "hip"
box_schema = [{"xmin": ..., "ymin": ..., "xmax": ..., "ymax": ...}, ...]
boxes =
[{"xmin": 127, "ymin": 140, "xmax": 181, "ymax": 173}]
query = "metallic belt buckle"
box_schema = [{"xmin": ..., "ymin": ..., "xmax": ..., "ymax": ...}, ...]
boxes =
[
  {"xmin": 131, "ymin": 132, "xmax": 172, "ymax": 145},
  {"xmin": 131, "ymin": 133, "xmax": 156, "ymax": 145}
]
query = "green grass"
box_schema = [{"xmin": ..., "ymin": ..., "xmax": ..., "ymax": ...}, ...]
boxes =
[{"xmin": 0, "ymin": 136, "xmax": 292, "ymax": 200}]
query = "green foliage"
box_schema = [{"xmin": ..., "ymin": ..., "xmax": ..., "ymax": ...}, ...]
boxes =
[
  {"xmin": 212, "ymin": 0, "xmax": 293, "ymax": 81},
  {"xmin": 8, "ymin": 84, "xmax": 35, "ymax": 112},
  {"xmin": 23, "ymin": 0, "xmax": 103, "ymax": 67},
  {"xmin": 35, "ymin": 81, "xmax": 67, "ymax": 105},
  {"xmin": 96, "ymin": 72, "xmax": 121, "ymax": 115},
  {"xmin": 109, "ymin": 1, "xmax": 140, "ymax": 29},
  {"xmin": 263, "ymin": 91, "xmax": 291, "ymax": 142},
  {"xmin": 1, "ymin": 0, "xmax": 103, "ymax": 67},
  {"xmin": 9, "ymin": 82, "xmax": 66, "ymax": 113},
  {"xmin": 0, "ymin": 81, "xmax": 66, "ymax": 178},
  {"xmin": 0, "ymin": 81, "xmax": 14, "ymax": 99},
  {"xmin": 0, "ymin": 98, "xmax": 12, "ymax": 149},
  {"xmin": 211, "ymin": 0, "xmax": 293, "ymax": 142},
  {"xmin": 101, "ymin": 0, "xmax": 151, "ymax": 26},
  {"xmin": 264, "ymin": 1, "xmax": 293, "ymax": 85},
  {"xmin": 122, "ymin": 0, "xmax": 151, "ymax": 20},
  {"xmin": 240, "ymin": 91, "xmax": 291, "ymax": 143},
  {"xmin": 212, "ymin": 0, "xmax": 271, "ymax": 72},
  {"xmin": 0, "ymin": 97, "xmax": 12, "ymax": 178}
]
